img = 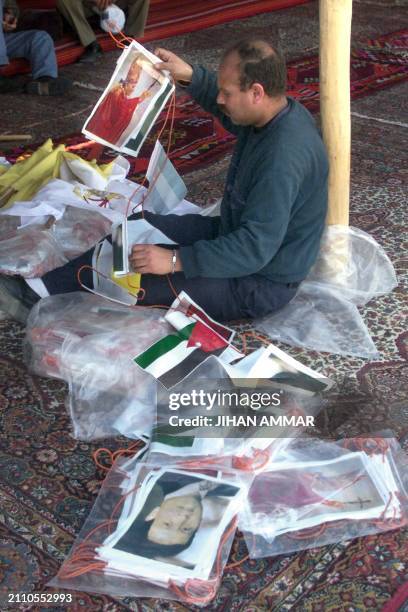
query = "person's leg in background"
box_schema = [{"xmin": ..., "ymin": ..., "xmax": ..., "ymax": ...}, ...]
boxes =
[
  {"xmin": 1, "ymin": 0, "xmax": 70, "ymax": 94},
  {"xmin": 0, "ymin": 0, "xmax": 21, "ymax": 93},
  {"xmin": 4, "ymin": 28, "xmax": 71, "ymax": 94},
  {"xmin": 117, "ymin": 0, "xmax": 150, "ymax": 38},
  {"xmin": 56, "ymin": 0, "xmax": 101, "ymax": 62}
]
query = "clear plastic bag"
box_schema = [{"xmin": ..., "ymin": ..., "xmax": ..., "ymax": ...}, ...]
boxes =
[
  {"xmin": 0, "ymin": 225, "xmax": 68, "ymax": 278},
  {"xmin": 257, "ymin": 281, "xmax": 379, "ymax": 358},
  {"xmin": 61, "ymin": 324, "xmax": 167, "ymax": 441},
  {"xmin": 24, "ymin": 292, "xmax": 171, "ymax": 440},
  {"xmin": 52, "ymin": 206, "xmax": 112, "ymax": 260},
  {"xmin": 307, "ymin": 225, "xmax": 398, "ymax": 305},
  {"xmin": 239, "ymin": 434, "xmax": 408, "ymax": 558},
  {"xmin": 49, "ymin": 459, "xmax": 250, "ymax": 605},
  {"xmin": 257, "ymin": 225, "xmax": 397, "ymax": 358}
]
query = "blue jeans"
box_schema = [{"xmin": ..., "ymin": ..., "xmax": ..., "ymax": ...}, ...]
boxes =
[{"xmin": 0, "ymin": 0, "xmax": 58, "ymax": 78}]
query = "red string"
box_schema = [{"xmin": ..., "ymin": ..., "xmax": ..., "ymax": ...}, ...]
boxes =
[
  {"xmin": 342, "ymin": 436, "xmax": 390, "ymax": 459},
  {"xmin": 93, "ymin": 440, "xmax": 144, "ymax": 472},
  {"xmin": 168, "ymin": 518, "xmax": 238, "ymax": 604}
]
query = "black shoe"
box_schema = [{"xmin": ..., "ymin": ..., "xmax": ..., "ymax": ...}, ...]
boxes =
[
  {"xmin": 0, "ymin": 275, "xmax": 40, "ymax": 324},
  {"xmin": 78, "ymin": 41, "xmax": 102, "ymax": 64},
  {"xmin": 25, "ymin": 76, "xmax": 72, "ymax": 96},
  {"xmin": 0, "ymin": 75, "xmax": 23, "ymax": 94}
]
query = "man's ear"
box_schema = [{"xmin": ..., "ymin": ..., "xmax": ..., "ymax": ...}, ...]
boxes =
[
  {"xmin": 145, "ymin": 506, "xmax": 160, "ymax": 522},
  {"xmin": 251, "ymin": 83, "xmax": 264, "ymax": 103}
]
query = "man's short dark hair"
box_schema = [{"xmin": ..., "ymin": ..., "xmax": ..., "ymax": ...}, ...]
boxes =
[{"xmin": 222, "ymin": 38, "xmax": 286, "ymax": 97}]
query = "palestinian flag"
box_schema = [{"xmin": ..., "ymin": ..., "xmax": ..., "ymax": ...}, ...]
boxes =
[{"xmin": 133, "ymin": 319, "xmax": 229, "ymax": 389}]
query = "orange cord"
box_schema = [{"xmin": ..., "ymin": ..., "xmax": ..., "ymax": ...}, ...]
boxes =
[
  {"xmin": 93, "ymin": 440, "xmax": 145, "ymax": 472},
  {"xmin": 168, "ymin": 517, "xmax": 238, "ymax": 604}
]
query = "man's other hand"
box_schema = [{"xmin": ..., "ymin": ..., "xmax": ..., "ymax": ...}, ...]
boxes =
[
  {"xmin": 154, "ymin": 48, "xmax": 193, "ymax": 84},
  {"xmin": 3, "ymin": 11, "xmax": 17, "ymax": 32},
  {"xmin": 130, "ymin": 245, "xmax": 182, "ymax": 275}
]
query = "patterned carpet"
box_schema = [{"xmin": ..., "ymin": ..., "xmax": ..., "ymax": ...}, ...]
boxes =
[{"xmin": 1, "ymin": 2, "xmax": 408, "ymax": 611}]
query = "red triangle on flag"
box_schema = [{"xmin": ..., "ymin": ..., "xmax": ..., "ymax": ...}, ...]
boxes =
[{"xmin": 187, "ymin": 321, "xmax": 228, "ymax": 352}]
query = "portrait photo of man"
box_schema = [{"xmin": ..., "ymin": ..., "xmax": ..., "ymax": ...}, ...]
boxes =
[{"xmin": 112, "ymin": 471, "xmax": 240, "ymax": 568}]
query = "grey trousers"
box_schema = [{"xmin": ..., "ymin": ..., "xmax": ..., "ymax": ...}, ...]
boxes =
[{"xmin": 56, "ymin": 0, "xmax": 150, "ymax": 47}]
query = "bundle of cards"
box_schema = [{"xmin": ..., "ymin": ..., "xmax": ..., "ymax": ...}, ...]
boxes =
[
  {"xmin": 52, "ymin": 460, "xmax": 250, "ymax": 604},
  {"xmin": 240, "ymin": 437, "xmax": 408, "ymax": 557}
]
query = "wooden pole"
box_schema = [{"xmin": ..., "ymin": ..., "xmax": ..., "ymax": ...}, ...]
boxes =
[{"xmin": 319, "ymin": 0, "xmax": 352, "ymax": 226}]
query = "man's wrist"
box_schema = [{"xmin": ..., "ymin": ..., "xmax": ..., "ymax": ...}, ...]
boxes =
[
  {"xmin": 177, "ymin": 64, "xmax": 193, "ymax": 87},
  {"xmin": 170, "ymin": 249, "xmax": 182, "ymax": 273}
]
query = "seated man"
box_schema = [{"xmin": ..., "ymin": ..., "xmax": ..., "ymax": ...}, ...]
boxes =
[
  {"xmin": 0, "ymin": 0, "xmax": 71, "ymax": 95},
  {"xmin": 0, "ymin": 38, "xmax": 329, "ymax": 323},
  {"xmin": 56, "ymin": 0, "xmax": 150, "ymax": 63}
]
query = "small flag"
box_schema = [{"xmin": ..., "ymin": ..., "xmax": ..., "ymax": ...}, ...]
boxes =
[{"xmin": 134, "ymin": 319, "xmax": 229, "ymax": 389}]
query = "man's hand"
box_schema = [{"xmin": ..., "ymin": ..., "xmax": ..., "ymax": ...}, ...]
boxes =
[
  {"xmin": 93, "ymin": 0, "xmax": 114, "ymax": 11},
  {"xmin": 130, "ymin": 245, "xmax": 182, "ymax": 275},
  {"xmin": 154, "ymin": 48, "xmax": 193, "ymax": 84},
  {"xmin": 140, "ymin": 90, "xmax": 151, "ymax": 101},
  {"xmin": 3, "ymin": 11, "xmax": 17, "ymax": 32}
]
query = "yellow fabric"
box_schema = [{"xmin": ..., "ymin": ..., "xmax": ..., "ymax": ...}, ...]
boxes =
[
  {"xmin": 112, "ymin": 271, "xmax": 141, "ymax": 298},
  {"xmin": 0, "ymin": 139, "xmax": 115, "ymax": 209}
]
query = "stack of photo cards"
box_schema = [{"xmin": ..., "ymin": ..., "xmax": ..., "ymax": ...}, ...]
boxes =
[
  {"xmin": 240, "ymin": 449, "xmax": 405, "ymax": 545},
  {"xmin": 83, "ymin": 41, "xmax": 175, "ymax": 156},
  {"xmin": 95, "ymin": 465, "xmax": 247, "ymax": 590}
]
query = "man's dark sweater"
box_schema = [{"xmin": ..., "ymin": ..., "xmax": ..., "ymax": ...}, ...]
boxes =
[{"xmin": 179, "ymin": 66, "xmax": 329, "ymax": 283}]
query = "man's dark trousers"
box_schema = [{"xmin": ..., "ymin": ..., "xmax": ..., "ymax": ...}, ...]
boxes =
[{"xmin": 42, "ymin": 212, "xmax": 299, "ymax": 321}]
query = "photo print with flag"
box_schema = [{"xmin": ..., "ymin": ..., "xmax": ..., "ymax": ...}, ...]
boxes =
[
  {"xmin": 83, "ymin": 41, "xmax": 174, "ymax": 156},
  {"xmin": 133, "ymin": 292, "xmax": 243, "ymax": 388}
]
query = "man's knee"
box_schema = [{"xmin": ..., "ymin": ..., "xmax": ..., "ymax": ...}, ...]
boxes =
[{"xmin": 29, "ymin": 30, "xmax": 54, "ymax": 52}]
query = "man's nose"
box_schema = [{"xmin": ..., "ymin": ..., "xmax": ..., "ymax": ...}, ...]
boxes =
[{"xmin": 216, "ymin": 91, "xmax": 224, "ymax": 105}]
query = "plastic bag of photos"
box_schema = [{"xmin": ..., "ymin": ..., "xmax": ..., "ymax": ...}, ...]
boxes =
[
  {"xmin": 24, "ymin": 292, "xmax": 171, "ymax": 439},
  {"xmin": 239, "ymin": 434, "xmax": 408, "ymax": 558},
  {"xmin": 24, "ymin": 291, "xmax": 244, "ymax": 440},
  {"xmin": 49, "ymin": 459, "xmax": 251, "ymax": 605},
  {"xmin": 52, "ymin": 206, "xmax": 113, "ymax": 260},
  {"xmin": 0, "ymin": 224, "xmax": 68, "ymax": 278},
  {"xmin": 24, "ymin": 292, "xmax": 167, "ymax": 380},
  {"xmin": 147, "ymin": 350, "xmax": 330, "ymax": 471}
]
